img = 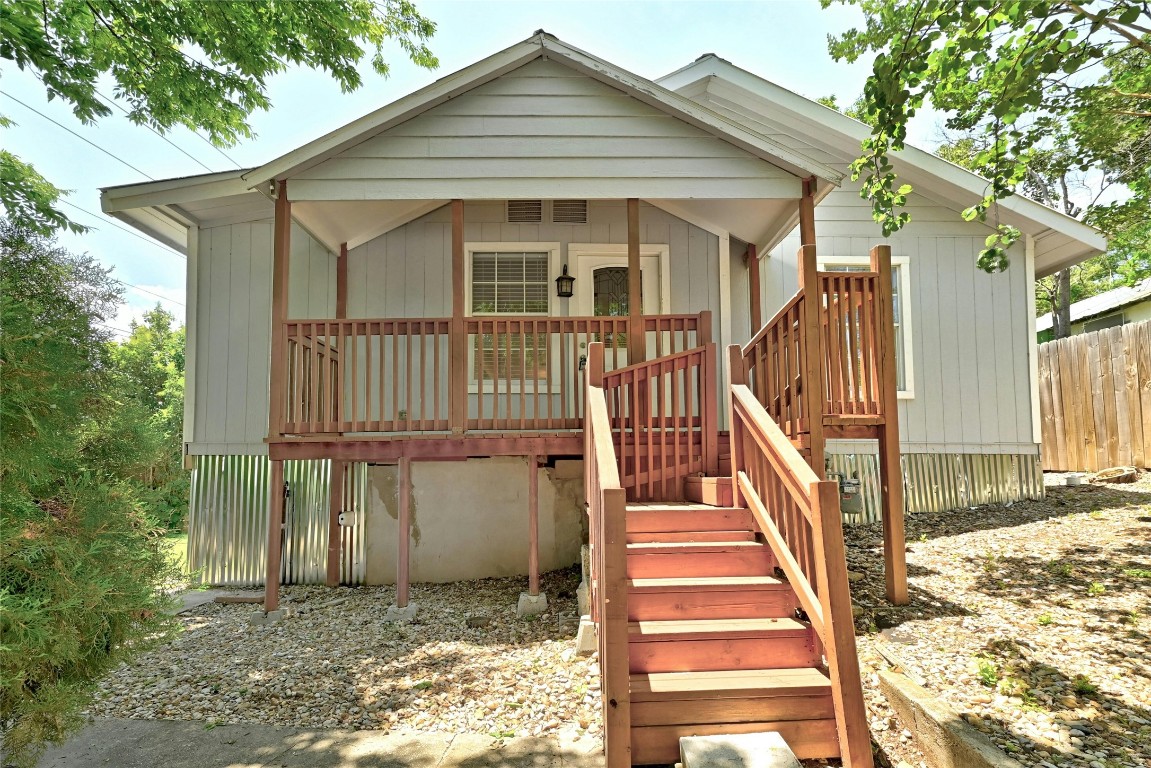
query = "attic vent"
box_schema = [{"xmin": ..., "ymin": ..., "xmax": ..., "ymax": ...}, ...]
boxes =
[
  {"xmin": 552, "ymin": 199, "xmax": 588, "ymax": 224},
  {"xmin": 507, "ymin": 200, "xmax": 543, "ymax": 223}
]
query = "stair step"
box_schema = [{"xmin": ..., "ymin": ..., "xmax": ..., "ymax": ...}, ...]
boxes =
[
  {"xmin": 628, "ymin": 618, "xmax": 818, "ymax": 673},
  {"xmin": 627, "ymin": 541, "xmax": 762, "ymax": 554},
  {"xmin": 626, "ymin": 541, "xmax": 774, "ymax": 579},
  {"xmin": 625, "ymin": 506, "xmax": 754, "ymax": 533},
  {"xmin": 627, "ymin": 576, "xmax": 796, "ymax": 621},
  {"xmin": 684, "ymin": 475, "xmax": 734, "ymax": 507},
  {"xmin": 631, "ymin": 719, "xmax": 839, "ymax": 766},
  {"xmin": 626, "ymin": 529, "xmax": 755, "ymax": 544},
  {"xmin": 629, "ymin": 617, "xmax": 809, "ymax": 641},
  {"xmin": 631, "ymin": 667, "xmax": 832, "ymax": 700}
]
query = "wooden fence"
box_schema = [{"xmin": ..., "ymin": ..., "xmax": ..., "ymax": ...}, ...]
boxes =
[{"xmin": 1038, "ymin": 319, "xmax": 1151, "ymax": 471}]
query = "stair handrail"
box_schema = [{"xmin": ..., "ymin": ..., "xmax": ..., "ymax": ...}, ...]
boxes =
[
  {"xmin": 600, "ymin": 343, "xmax": 719, "ymax": 500},
  {"xmin": 727, "ymin": 346, "xmax": 873, "ymax": 768},
  {"xmin": 583, "ymin": 341, "xmax": 631, "ymax": 767}
]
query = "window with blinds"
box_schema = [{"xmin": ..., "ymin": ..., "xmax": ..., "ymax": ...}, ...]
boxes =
[{"xmin": 471, "ymin": 251, "xmax": 550, "ymax": 382}]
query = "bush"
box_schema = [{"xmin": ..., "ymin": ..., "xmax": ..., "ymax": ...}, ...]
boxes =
[{"xmin": 0, "ymin": 222, "xmax": 179, "ymax": 766}]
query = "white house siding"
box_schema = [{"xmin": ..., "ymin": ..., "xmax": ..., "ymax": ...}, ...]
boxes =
[
  {"xmin": 347, "ymin": 200, "xmax": 719, "ymax": 318},
  {"xmin": 190, "ymin": 221, "xmax": 334, "ymax": 455},
  {"xmin": 288, "ymin": 59, "xmax": 800, "ymax": 201},
  {"xmin": 760, "ymin": 184, "xmax": 1036, "ymax": 455}
]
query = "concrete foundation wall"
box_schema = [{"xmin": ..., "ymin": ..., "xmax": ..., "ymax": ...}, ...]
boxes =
[{"xmin": 363, "ymin": 458, "xmax": 585, "ymax": 584}]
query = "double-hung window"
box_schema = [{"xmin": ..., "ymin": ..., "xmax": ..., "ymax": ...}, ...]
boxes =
[
  {"xmin": 466, "ymin": 244, "xmax": 557, "ymax": 386},
  {"xmin": 822, "ymin": 257, "xmax": 913, "ymax": 397}
]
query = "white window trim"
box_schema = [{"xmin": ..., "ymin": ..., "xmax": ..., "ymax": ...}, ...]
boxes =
[
  {"xmin": 566, "ymin": 243, "xmax": 672, "ymax": 315},
  {"xmin": 464, "ymin": 242, "xmax": 561, "ymax": 394},
  {"xmin": 819, "ymin": 254, "xmax": 915, "ymax": 400}
]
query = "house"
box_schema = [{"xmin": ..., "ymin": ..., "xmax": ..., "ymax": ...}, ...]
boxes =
[
  {"xmin": 1037, "ymin": 278, "xmax": 1151, "ymax": 342},
  {"xmin": 101, "ymin": 32, "xmax": 1103, "ymax": 767}
]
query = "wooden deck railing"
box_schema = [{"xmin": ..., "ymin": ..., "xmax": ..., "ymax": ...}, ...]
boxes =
[
  {"xmin": 728, "ymin": 348, "xmax": 872, "ymax": 768},
  {"xmin": 740, "ymin": 251, "xmax": 891, "ymax": 442},
  {"xmin": 583, "ymin": 341, "xmax": 631, "ymax": 767},
  {"xmin": 277, "ymin": 312, "xmax": 707, "ymax": 437},
  {"xmin": 601, "ymin": 344, "xmax": 718, "ymax": 501}
]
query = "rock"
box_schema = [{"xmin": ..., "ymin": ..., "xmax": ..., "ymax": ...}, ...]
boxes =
[{"xmin": 465, "ymin": 615, "xmax": 492, "ymax": 628}]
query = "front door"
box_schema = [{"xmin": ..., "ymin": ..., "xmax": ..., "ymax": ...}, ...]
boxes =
[{"xmin": 575, "ymin": 254, "xmax": 661, "ymax": 370}]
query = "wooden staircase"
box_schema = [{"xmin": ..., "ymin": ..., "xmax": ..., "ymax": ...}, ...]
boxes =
[{"xmin": 624, "ymin": 502, "xmax": 840, "ymax": 765}]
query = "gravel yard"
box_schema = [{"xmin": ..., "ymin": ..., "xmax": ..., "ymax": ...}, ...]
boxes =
[
  {"xmin": 89, "ymin": 567, "xmax": 603, "ymax": 744},
  {"xmin": 90, "ymin": 479, "xmax": 1150, "ymax": 768},
  {"xmin": 847, "ymin": 476, "xmax": 1151, "ymax": 768}
]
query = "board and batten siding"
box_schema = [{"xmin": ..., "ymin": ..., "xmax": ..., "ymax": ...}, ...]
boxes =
[
  {"xmin": 345, "ymin": 200, "xmax": 720, "ymax": 319},
  {"xmin": 759, "ymin": 183, "xmax": 1037, "ymax": 455},
  {"xmin": 288, "ymin": 58, "xmax": 800, "ymax": 201},
  {"xmin": 190, "ymin": 221, "xmax": 334, "ymax": 454}
]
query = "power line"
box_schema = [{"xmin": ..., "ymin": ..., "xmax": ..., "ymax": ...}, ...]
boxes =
[
  {"xmin": 191, "ymin": 128, "xmax": 245, "ymax": 169},
  {"xmin": 59, "ymin": 200, "xmax": 186, "ymax": 260},
  {"xmin": 93, "ymin": 89, "xmax": 216, "ymax": 173},
  {"xmin": 1, "ymin": 91, "xmax": 154, "ymax": 179},
  {"xmin": 95, "ymin": 322, "xmax": 133, "ymax": 336},
  {"xmin": 113, "ymin": 278, "xmax": 185, "ymax": 307}
]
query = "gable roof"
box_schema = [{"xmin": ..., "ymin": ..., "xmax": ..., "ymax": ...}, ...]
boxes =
[
  {"xmin": 244, "ymin": 32, "xmax": 844, "ymax": 187},
  {"xmin": 1036, "ymin": 278, "xmax": 1151, "ymax": 332},
  {"xmin": 100, "ymin": 33, "xmax": 1104, "ymax": 271},
  {"xmin": 657, "ymin": 55, "xmax": 1106, "ymax": 277}
]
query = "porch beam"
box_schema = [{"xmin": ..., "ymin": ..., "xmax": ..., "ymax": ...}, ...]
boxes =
[
  {"xmin": 747, "ymin": 242, "xmax": 762, "ymax": 332},
  {"xmin": 450, "ymin": 199, "xmax": 467, "ymax": 435},
  {"xmin": 871, "ymin": 244, "xmax": 908, "ymax": 605},
  {"xmin": 397, "ymin": 456, "xmax": 412, "ymax": 608},
  {"xmin": 528, "ymin": 454, "xmax": 540, "ymax": 596},
  {"xmin": 270, "ymin": 435, "xmax": 583, "ymax": 462},
  {"xmin": 627, "ymin": 198, "xmax": 645, "ymax": 364}
]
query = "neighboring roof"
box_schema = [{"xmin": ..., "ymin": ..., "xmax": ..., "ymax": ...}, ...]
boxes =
[
  {"xmin": 1036, "ymin": 278, "xmax": 1151, "ymax": 332},
  {"xmin": 657, "ymin": 55, "xmax": 1106, "ymax": 277}
]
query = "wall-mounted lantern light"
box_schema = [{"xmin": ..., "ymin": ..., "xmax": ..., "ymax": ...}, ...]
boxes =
[{"xmin": 555, "ymin": 264, "xmax": 575, "ymax": 298}]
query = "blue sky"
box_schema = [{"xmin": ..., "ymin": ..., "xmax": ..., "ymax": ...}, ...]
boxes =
[{"xmin": 3, "ymin": 0, "xmax": 936, "ymax": 335}]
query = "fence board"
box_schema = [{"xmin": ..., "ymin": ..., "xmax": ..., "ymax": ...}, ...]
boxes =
[{"xmin": 1040, "ymin": 319, "xmax": 1151, "ymax": 471}]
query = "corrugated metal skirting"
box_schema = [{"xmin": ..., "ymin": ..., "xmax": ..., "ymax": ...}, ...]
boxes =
[
  {"xmin": 827, "ymin": 452, "xmax": 1045, "ymax": 525},
  {"xmin": 187, "ymin": 456, "xmax": 367, "ymax": 586}
]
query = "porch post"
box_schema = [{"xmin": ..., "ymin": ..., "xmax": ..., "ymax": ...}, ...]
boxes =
[
  {"xmin": 528, "ymin": 454, "xmax": 540, "ymax": 596},
  {"xmin": 746, "ymin": 242, "xmax": 762, "ymax": 331},
  {"xmin": 798, "ymin": 178, "xmax": 826, "ymax": 479},
  {"xmin": 326, "ymin": 242, "xmax": 349, "ymax": 588},
  {"xmin": 397, "ymin": 456, "xmax": 412, "ymax": 608},
  {"xmin": 325, "ymin": 460, "xmax": 345, "ymax": 587},
  {"xmin": 264, "ymin": 461, "xmax": 285, "ymax": 611},
  {"xmin": 627, "ymin": 198, "xmax": 645, "ymax": 364},
  {"xmin": 264, "ymin": 180, "xmax": 291, "ymax": 612},
  {"xmin": 450, "ymin": 200, "xmax": 467, "ymax": 436},
  {"xmin": 871, "ymin": 244, "xmax": 909, "ymax": 605}
]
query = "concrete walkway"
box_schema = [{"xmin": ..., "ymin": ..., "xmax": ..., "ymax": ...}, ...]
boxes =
[{"xmin": 37, "ymin": 718, "xmax": 605, "ymax": 768}]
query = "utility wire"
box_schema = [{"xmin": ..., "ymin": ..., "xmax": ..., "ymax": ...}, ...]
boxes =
[
  {"xmin": 113, "ymin": 278, "xmax": 185, "ymax": 307},
  {"xmin": 1, "ymin": 91, "xmax": 154, "ymax": 179},
  {"xmin": 60, "ymin": 200, "xmax": 186, "ymax": 260},
  {"xmin": 192, "ymin": 128, "xmax": 245, "ymax": 169},
  {"xmin": 93, "ymin": 89, "xmax": 216, "ymax": 173}
]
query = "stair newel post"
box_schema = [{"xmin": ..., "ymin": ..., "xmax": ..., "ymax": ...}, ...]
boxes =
[
  {"xmin": 726, "ymin": 344, "xmax": 747, "ymax": 508},
  {"xmin": 870, "ymin": 244, "xmax": 909, "ymax": 605},
  {"xmin": 811, "ymin": 479, "xmax": 873, "ymax": 768},
  {"xmin": 601, "ymin": 485, "xmax": 631, "ymax": 768},
  {"xmin": 585, "ymin": 342, "xmax": 605, "ymax": 625},
  {"xmin": 798, "ymin": 243, "xmax": 826, "ymax": 479}
]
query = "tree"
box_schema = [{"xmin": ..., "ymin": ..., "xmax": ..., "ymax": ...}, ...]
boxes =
[
  {"xmin": 0, "ymin": 0, "xmax": 438, "ymax": 234},
  {"xmin": 822, "ymin": 0, "xmax": 1151, "ymax": 272},
  {"xmin": 0, "ymin": 221, "xmax": 178, "ymax": 767},
  {"xmin": 101, "ymin": 308, "xmax": 188, "ymax": 528}
]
